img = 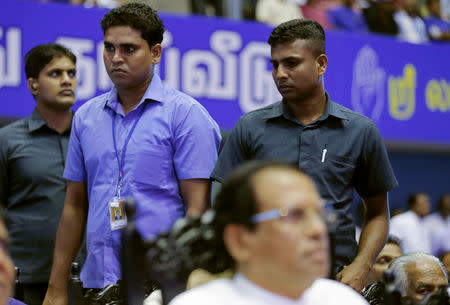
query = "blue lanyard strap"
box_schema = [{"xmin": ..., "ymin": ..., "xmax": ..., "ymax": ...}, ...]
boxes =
[{"xmin": 112, "ymin": 103, "xmax": 146, "ymax": 197}]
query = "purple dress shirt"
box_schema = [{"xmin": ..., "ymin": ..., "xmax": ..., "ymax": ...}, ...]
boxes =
[
  {"xmin": 8, "ymin": 298, "xmax": 26, "ymax": 305},
  {"xmin": 64, "ymin": 73, "xmax": 221, "ymax": 288}
]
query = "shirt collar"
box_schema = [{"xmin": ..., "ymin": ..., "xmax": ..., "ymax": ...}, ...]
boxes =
[
  {"xmin": 233, "ymin": 273, "xmax": 304, "ymax": 304},
  {"xmin": 27, "ymin": 108, "xmax": 48, "ymax": 132},
  {"xmin": 262, "ymin": 92, "xmax": 351, "ymax": 121},
  {"xmin": 104, "ymin": 73, "xmax": 165, "ymax": 113}
]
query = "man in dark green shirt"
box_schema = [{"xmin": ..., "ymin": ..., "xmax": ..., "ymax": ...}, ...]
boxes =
[{"xmin": 0, "ymin": 43, "xmax": 77, "ymax": 305}]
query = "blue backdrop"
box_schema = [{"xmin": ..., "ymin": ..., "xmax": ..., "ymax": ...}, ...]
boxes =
[{"xmin": 1, "ymin": 0, "xmax": 450, "ymax": 145}]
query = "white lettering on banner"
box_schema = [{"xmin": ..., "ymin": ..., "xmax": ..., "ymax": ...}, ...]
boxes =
[
  {"xmin": 351, "ymin": 45, "xmax": 386, "ymax": 122},
  {"xmin": 208, "ymin": 30, "xmax": 240, "ymax": 98},
  {"xmin": 240, "ymin": 41, "xmax": 280, "ymax": 113},
  {"xmin": 0, "ymin": 27, "xmax": 21, "ymax": 89},
  {"xmin": 43, "ymin": 30, "xmax": 280, "ymax": 115},
  {"xmin": 182, "ymin": 31, "xmax": 241, "ymax": 99},
  {"xmin": 159, "ymin": 31, "xmax": 180, "ymax": 89},
  {"xmin": 56, "ymin": 37, "xmax": 96, "ymax": 100}
]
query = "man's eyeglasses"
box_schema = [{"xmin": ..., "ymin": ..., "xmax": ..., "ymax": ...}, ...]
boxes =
[{"xmin": 251, "ymin": 200, "xmax": 337, "ymax": 225}]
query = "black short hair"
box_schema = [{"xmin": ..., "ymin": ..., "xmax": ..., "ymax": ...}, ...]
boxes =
[
  {"xmin": 101, "ymin": 3, "xmax": 165, "ymax": 48},
  {"xmin": 426, "ymin": 0, "xmax": 439, "ymax": 7},
  {"xmin": 212, "ymin": 160, "xmax": 299, "ymax": 270},
  {"xmin": 437, "ymin": 194, "xmax": 450, "ymax": 213},
  {"xmin": 387, "ymin": 235, "xmax": 403, "ymax": 252},
  {"xmin": 24, "ymin": 43, "xmax": 76, "ymax": 79},
  {"xmin": 268, "ymin": 19, "xmax": 326, "ymax": 57},
  {"xmin": 407, "ymin": 192, "xmax": 425, "ymax": 209}
]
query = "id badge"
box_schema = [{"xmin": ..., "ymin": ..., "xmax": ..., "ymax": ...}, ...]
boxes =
[{"xmin": 109, "ymin": 197, "xmax": 127, "ymax": 231}]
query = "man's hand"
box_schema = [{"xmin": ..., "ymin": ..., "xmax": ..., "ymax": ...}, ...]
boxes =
[
  {"xmin": 338, "ymin": 193, "xmax": 390, "ymax": 292},
  {"xmin": 336, "ymin": 261, "xmax": 370, "ymax": 292},
  {"xmin": 42, "ymin": 284, "xmax": 68, "ymax": 305},
  {"xmin": 42, "ymin": 181, "xmax": 88, "ymax": 305},
  {"xmin": 179, "ymin": 178, "xmax": 211, "ymax": 217}
]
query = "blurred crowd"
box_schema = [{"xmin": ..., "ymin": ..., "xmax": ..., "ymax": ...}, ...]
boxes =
[
  {"xmin": 32, "ymin": 0, "xmax": 450, "ymax": 43},
  {"xmin": 254, "ymin": 0, "xmax": 450, "ymax": 43}
]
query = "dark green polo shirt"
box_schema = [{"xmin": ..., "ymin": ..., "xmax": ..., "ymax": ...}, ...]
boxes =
[
  {"xmin": 211, "ymin": 93, "xmax": 398, "ymax": 273},
  {"xmin": 0, "ymin": 109, "xmax": 70, "ymax": 283}
]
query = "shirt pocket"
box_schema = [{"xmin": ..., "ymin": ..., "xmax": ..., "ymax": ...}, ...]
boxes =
[
  {"xmin": 317, "ymin": 154, "xmax": 356, "ymax": 201},
  {"xmin": 131, "ymin": 144, "xmax": 172, "ymax": 188}
]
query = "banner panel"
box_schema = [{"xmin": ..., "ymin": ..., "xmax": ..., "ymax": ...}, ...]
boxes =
[{"xmin": 1, "ymin": 0, "xmax": 449, "ymax": 144}]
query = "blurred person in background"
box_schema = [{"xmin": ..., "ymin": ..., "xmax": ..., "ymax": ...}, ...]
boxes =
[
  {"xmin": 363, "ymin": 0, "xmax": 399, "ymax": 36},
  {"xmin": 394, "ymin": 0, "xmax": 429, "ymax": 43},
  {"xmin": 0, "ymin": 216, "xmax": 26, "ymax": 305},
  {"xmin": 328, "ymin": 0, "xmax": 368, "ymax": 32},
  {"xmin": 256, "ymin": 0, "xmax": 304, "ymax": 26},
  {"xmin": 425, "ymin": 194, "xmax": 450, "ymax": 256},
  {"xmin": 424, "ymin": 0, "xmax": 450, "ymax": 40},
  {"xmin": 361, "ymin": 235, "xmax": 403, "ymax": 305},
  {"xmin": 363, "ymin": 235, "xmax": 403, "ymax": 288},
  {"xmin": 300, "ymin": 0, "xmax": 336, "ymax": 29},
  {"xmin": 440, "ymin": 251, "xmax": 450, "ymax": 281},
  {"xmin": 390, "ymin": 192, "xmax": 431, "ymax": 254}
]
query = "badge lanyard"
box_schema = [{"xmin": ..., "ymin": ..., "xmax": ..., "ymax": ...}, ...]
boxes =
[{"xmin": 112, "ymin": 104, "xmax": 146, "ymax": 198}]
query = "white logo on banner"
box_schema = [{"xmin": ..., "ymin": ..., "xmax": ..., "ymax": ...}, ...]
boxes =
[
  {"xmin": 351, "ymin": 45, "xmax": 386, "ymax": 122},
  {"xmin": 0, "ymin": 27, "xmax": 21, "ymax": 90},
  {"xmin": 46, "ymin": 29, "xmax": 281, "ymax": 113},
  {"xmin": 159, "ymin": 30, "xmax": 280, "ymax": 114},
  {"xmin": 240, "ymin": 42, "xmax": 281, "ymax": 113}
]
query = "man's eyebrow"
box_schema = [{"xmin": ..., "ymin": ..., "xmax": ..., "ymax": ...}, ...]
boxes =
[
  {"xmin": 119, "ymin": 43, "xmax": 138, "ymax": 48},
  {"xmin": 47, "ymin": 68, "xmax": 62, "ymax": 73},
  {"xmin": 270, "ymin": 56, "xmax": 300, "ymax": 63},
  {"xmin": 416, "ymin": 282, "xmax": 433, "ymax": 288}
]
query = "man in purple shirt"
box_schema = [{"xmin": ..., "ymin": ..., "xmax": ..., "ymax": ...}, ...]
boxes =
[{"xmin": 43, "ymin": 3, "xmax": 221, "ymax": 305}]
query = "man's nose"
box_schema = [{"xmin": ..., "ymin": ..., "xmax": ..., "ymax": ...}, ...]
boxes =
[
  {"xmin": 112, "ymin": 50, "xmax": 123, "ymax": 63},
  {"xmin": 305, "ymin": 210, "xmax": 328, "ymax": 237},
  {"xmin": 275, "ymin": 65, "xmax": 288, "ymax": 79},
  {"xmin": 61, "ymin": 72, "xmax": 73, "ymax": 85}
]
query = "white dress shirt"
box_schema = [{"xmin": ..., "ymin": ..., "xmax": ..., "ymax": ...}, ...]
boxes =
[
  {"xmin": 424, "ymin": 212, "xmax": 450, "ymax": 256},
  {"xmin": 169, "ymin": 273, "xmax": 368, "ymax": 305},
  {"xmin": 390, "ymin": 211, "xmax": 431, "ymax": 254}
]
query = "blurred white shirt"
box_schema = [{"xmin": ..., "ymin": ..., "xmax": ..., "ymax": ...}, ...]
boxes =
[{"xmin": 390, "ymin": 211, "xmax": 431, "ymax": 254}]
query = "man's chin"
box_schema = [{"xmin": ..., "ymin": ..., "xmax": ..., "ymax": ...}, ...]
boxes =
[
  {"xmin": 304, "ymin": 258, "xmax": 330, "ymax": 278},
  {"xmin": 50, "ymin": 100, "xmax": 76, "ymax": 111}
]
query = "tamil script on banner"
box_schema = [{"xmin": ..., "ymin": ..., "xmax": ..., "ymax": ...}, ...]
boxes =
[{"xmin": 1, "ymin": 0, "xmax": 449, "ymax": 144}]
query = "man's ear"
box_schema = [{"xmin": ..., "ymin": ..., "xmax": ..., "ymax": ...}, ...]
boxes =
[
  {"xmin": 223, "ymin": 224, "xmax": 253, "ymax": 264},
  {"xmin": 27, "ymin": 78, "xmax": 38, "ymax": 94},
  {"xmin": 316, "ymin": 54, "xmax": 328, "ymax": 77},
  {"xmin": 150, "ymin": 44, "xmax": 162, "ymax": 65}
]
